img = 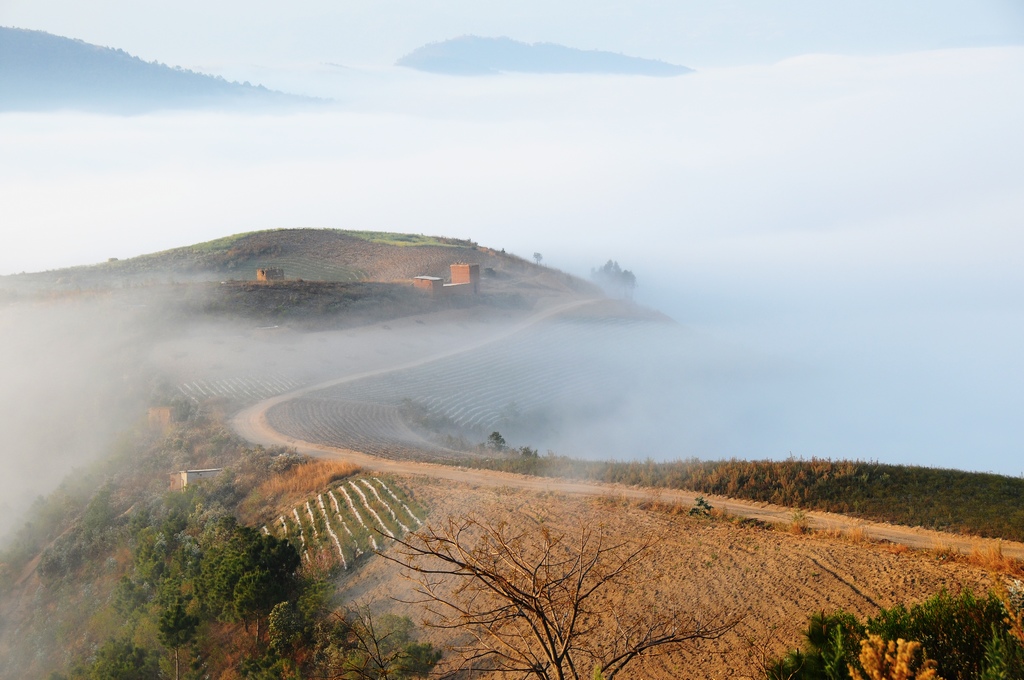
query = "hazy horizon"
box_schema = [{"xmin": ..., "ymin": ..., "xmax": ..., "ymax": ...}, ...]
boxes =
[
  {"xmin": 3, "ymin": 0, "xmax": 1023, "ymax": 72},
  {"xmin": 1, "ymin": 5, "xmax": 1023, "ymax": 509}
]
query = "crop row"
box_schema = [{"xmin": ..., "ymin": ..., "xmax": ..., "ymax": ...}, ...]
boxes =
[
  {"xmin": 177, "ymin": 374, "xmax": 304, "ymax": 404},
  {"xmin": 229, "ymin": 255, "xmax": 363, "ymax": 283},
  {"xmin": 266, "ymin": 399, "xmax": 445, "ymax": 458},
  {"xmin": 265, "ymin": 318, "xmax": 656, "ymax": 457},
  {"xmin": 263, "ymin": 476, "xmax": 424, "ymax": 569}
]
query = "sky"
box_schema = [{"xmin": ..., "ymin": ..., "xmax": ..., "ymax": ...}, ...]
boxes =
[
  {"xmin": 1, "ymin": 2, "xmax": 1023, "ymax": 477},
  {"xmin": 2, "ymin": 0, "xmax": 1023, "ymax": 71}
]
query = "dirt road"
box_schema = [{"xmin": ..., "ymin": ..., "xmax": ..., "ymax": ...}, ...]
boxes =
[{"xmin": 231, "ymin": 302, "xmax": 1024, "ymax": 561}]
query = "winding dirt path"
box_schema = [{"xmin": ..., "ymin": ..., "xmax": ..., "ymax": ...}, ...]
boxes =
[{"xmin": 231, "ymin": 300, "xmax": 1024, "ymax": 561}]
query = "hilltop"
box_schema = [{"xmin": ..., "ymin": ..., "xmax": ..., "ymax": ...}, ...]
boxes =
[
  {"xmin": 0, "ymin": 26, "xmax": 311, "ymax": 113},
  {"xmin": 2, "ymin": 228, "xmax": 578, "ymax": 289},
  {"xmin": 396, "ymin": 36, "xmax": 693, "ymax": 76},
  {"xmin": 0, "ymin": 228, "xmax": 599, "ymax": 327}
]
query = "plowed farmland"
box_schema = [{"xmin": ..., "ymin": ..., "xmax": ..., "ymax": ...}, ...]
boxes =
[
  {"xmin": 178, "ymin": 373, "xmax": 305, "ymax": 404},
  {"xmin": 338, "ymin": 479, "xmax": 1004, "ymax": 679},
  {"xmin": 264, "ymin": 317, "xmax": 670, "ymax": 458}
]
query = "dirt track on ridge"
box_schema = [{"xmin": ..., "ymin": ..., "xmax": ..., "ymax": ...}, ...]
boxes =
[{"xmin": 231, "ymin": 301, "xmax": 1024, "ymax": 561}]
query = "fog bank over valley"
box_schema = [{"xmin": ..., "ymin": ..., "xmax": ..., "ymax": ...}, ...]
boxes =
[{"xmin": 1, "ymin": 39, "xmax": 1023, "ymax": 538}]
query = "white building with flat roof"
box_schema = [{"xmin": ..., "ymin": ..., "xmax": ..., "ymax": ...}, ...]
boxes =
[{"xmin": 169, "ymin": 468, "xmax": 222, "ymax": 491}]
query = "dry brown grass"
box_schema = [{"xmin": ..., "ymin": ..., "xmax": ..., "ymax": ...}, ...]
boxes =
[
  {"xmin": 931, "ymin": 541, "xmax": 957, "ymax": 561},
  {"xmin": 922, "ymin": 540, "xmax": 1024, "ymax": 576},
  {"xmin": 244, "ymin": 459, "xmax": 361, "ymax": 521},
  {"xmin": 710, "ymin": 506, "xmax": 734, "ymax": 522},
  {"xmin": 850, "ymin": 635, "xmax": 940, "ymax": 680},
  {"xmin": 790, "ymin": 510, "xmax": 810, "ymax": 535},
  {"xmin": 267, "ymin": 459, "xmax": 360, "ymax": 495},
  {"xmin": 636, "ymin": 499, "xmax": 690, "ymax": 516},
  {"xmin": 846, "ymin": 527, "xmax": 869, "ymax": 544},
  {"xmin": 966, "ymin": 541, "xmax": 1024, "ymax": 575}
]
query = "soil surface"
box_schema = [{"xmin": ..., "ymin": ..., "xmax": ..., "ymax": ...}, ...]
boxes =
[{"xmin": 333, "ymin": 479, "xmax": 1002, "ymax": 678}]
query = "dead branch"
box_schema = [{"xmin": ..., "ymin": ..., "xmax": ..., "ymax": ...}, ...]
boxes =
[{"xmin": 384, "ymin": 515, "xmax": 739, "ymax": 680}]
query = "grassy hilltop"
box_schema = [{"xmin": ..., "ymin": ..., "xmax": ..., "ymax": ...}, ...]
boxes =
[{"xmin": 0, "ymin": 227, "xmax": 597, "ymax": 327}]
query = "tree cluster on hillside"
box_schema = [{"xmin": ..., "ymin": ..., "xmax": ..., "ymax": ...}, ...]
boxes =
[
  {"xmin": 0, "ymin": 416, "xmax": 438, "ymax": 679},
  {"xmin": 45, "ymin": 490, "xmax": 438, "ymax": 680},
  {"xmin": 591, "ymin": 260, "xmax": 637, "ymax": 299}
]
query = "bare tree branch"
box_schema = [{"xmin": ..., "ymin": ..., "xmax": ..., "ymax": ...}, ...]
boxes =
[{"xmin": 384, "ymin": 515, "xmax": 740, "ymax": 680}]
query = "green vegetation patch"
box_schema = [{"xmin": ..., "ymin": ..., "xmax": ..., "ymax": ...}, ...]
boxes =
[
  {"xmin": 179, "ymin": 231, "xmax": 261, "ymax": 254},
  {"xmin": 345, "ymin": 229, "xmax": 472, "ymax": 248}
]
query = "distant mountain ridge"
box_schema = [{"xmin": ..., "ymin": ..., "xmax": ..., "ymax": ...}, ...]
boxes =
[
  {"xmin": 397, "ymin": 36, "xmax": 693, "ymax": 76},
  {"xmin": 0, "ymin": 26, "xmax": 311, "ymax": 113}
]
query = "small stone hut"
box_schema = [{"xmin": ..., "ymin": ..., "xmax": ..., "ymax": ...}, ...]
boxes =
[
  {"xmin": 148, "ymin": 406, "xmax": 174, "ymax": 430},
  {"xmin": 448, "ymin": 263, "xmax": 480, "ymax": 294},
  {"xmin": 413, "ymin": 276, "xmax": 443, "ymax": 294},
  {"xmin": 413, "ymin": 264, "xmax": 480, "ymax": 296},
  {"xmin": 256, "ymin": 267, "xmax": 285, "ymax": 282},
  {"xmin": 169, "ymin": 468, "xmax": 223, "ymax": 491}
]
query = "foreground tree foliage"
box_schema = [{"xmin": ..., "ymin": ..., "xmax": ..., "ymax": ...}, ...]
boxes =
[
  {"xmin": 321, "ymin": 608, "xmax": 443, "ymax": 679},
  {"xmin": 196, "ymin": 517, "xmax": 300, "ymax": 641},
  {"xmin": 765, "ymin": 587, "xmax": 1024, "ymax": 680},
  {"xmin": 157, "ymin": 595, "xmax": 199, "ymax": 680},
  {"xmin": 390, "ymin": 516, "xmax": 737, "ymax": 680}
]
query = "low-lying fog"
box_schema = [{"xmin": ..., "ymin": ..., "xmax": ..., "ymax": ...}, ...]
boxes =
[{"xmin": 1, "ymin": 45, "xmax": 1022, "ymax": 537}]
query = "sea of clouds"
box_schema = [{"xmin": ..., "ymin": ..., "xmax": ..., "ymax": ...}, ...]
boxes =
[{"xmin": 2, "ymin": 46, "xmax": 1022, "ymax": 476}]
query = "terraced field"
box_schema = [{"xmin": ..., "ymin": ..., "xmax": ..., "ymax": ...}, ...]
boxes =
[
  {"xmin": 224, "ymin": 256, "xmax": 363, "ymax": 282},
  {"xmin": 264, "ymin": 475, "xmax": 426, "ymax": 570},
  {"xmin": 265, "ymin": 317, "xmax": 673, "ymax": 458},
  {"xmin": 178, "ymin": 374, "xmax": 306, "ymax": 405}
]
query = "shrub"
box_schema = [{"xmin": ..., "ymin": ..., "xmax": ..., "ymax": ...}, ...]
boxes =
[
  {"xmin": 867, "ymin": 589, "xmax": 1007, "ymax": 680},
  {"xmin": 767, "ymin": 590, "xmax": 1024, "ymax": 680},
  {"xmin": 849, "ymin": 635, "xmax": 940, "ymax": 680},
  {"xmin": 689, "ymin": 496, "xmax": 713, "ymax": 518},
  {"xmin": 767, "ymin": 611, "xmax": 863, "ymax": 680}
]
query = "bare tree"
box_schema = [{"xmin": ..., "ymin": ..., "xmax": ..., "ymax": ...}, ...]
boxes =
[
  {"xmin": 387, "ymin": 516, "xmax": 738, "ymax": 680},
  {"xmin": 334, "ymin": 607, "xmax": 440, "ymax": 679}
]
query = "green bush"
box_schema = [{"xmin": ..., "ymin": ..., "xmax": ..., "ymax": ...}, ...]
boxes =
[
  {"xmin": 767, "ymin": 590, "xmax": 1024, "ymax": 680},
  {"xmin": 866, "ymin": 589, "xmax": 1019, "ymax": 680},
  {"xmin": 767, "ymin": 611, "xmax": 863, "ymax": 680}
]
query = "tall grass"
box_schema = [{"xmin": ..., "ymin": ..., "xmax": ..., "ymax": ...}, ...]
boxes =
[{"xmin": 258, "ymin": 460, "xmax": 360, "ymax": 498}]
